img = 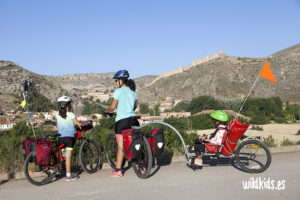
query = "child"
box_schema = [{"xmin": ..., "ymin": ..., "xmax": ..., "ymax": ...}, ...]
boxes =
[
  {"xmin": 56, "ymin": 96, "xmax": 89, "ymax": 181},
  {"xmin": 189, "ymin": 110, "xmax": 229, "ymax": 167},
  {"xmin": 106, "ymin": 70, "xmax": 139, "ymax": 177}
]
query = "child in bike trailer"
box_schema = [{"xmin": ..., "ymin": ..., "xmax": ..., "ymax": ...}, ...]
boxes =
[
  {"xmin": 188, "ymin": 110, "xmax": 229, "ymax": 167},
  {"xmin": 106, "ymin": 70, "xmax": 139, "ymax": 177},
  {"xmin": 57, "ymin": 96, "xmax": 90, "ymax": 181}
]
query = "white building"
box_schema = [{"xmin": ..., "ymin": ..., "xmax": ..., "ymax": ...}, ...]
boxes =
[
  {"xmin": 0, "ymin": 121, "xmax": 16, "ymax": 131},
  {"xmin": 160, "ymin": 112, "xmax": 191, "ymax": 118}
]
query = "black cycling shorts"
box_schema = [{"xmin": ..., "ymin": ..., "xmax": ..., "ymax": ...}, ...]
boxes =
[
  {"xmin": 59, "ymin": 137, "xmax": 76, "ymax": 150},
  {"xmin": 115, "ymin": 116, "xmax": 140, "ymax": 134}
]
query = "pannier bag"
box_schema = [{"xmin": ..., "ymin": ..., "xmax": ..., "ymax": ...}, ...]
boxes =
[
  {"xmin": 36, "ymin": 139, "xmax": 52, "ymax": 165},
  {"xmin": 23, "ymin": 138, "xmax": 37, "ymax": 161},
  {"xmin": 147, "ymin": 128, "xmax": 165, "ymax": 157},
  {"xmin": 221, "ymin": 120, "xmax": 250, "ymax": 156},
  {"xmin": 122, "ymin": 129, "xmax": 142, "ymax": 159}
]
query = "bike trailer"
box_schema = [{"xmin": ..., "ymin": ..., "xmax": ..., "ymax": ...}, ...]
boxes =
[
  {"xmin": 147, "ymin": 128, "xmax": 165, "ymax": 157},
  {"xmin": 221, "ymin": 120, "xmax": 250, "ymax": 156},
  {"xmin": 122, "ymin": 129, "xmax": 142, "ymax": 159}
]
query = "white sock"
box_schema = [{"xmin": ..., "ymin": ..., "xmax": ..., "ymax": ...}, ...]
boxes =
[{"xmin": 66, "ymin": 173, "xmax": 71, "ymax": 177}]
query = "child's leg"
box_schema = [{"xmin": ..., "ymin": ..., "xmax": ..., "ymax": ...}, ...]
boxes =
[{"xmin": 65, "ymin": 148, "xmax": 72, "ymax": 175}]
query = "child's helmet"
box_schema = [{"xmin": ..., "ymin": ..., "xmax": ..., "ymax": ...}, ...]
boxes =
[
  {"xmin": 57, "ymin": 96, "xmax": 72, "ymax": 108},
  {"xmin": 210, "ymin": 110, "xmax": 228, "ymax": 122},
  {"xmin": 113, "ymin": 70, "xmax": 129, "ymax": 79}
]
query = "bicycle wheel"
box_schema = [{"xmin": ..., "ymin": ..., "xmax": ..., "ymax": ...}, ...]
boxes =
[
  {"xmin": 132, "ymin": 136, "xmax": 153, "ymax": 179},
  {"xmin": 24, "ymin": 152, "xmax": 56, "ymax": 186},
  {"xmin": 79, "ymin": 139, "xmax": 101, "ymax": 174},
  {"xmin": 235, "ymin": 139, "xmax": 272, "ymax": 173},
  {"xmin": 105, "ymin": 133, "xmax": 126, "ymax": 169}
]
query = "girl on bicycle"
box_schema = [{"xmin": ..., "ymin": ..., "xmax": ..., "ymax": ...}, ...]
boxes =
[
  {"xmin": 57, "ymin": 96, "xmax": 89, "ymax": 181},
  {"xmin": 188, "ymin": 110, "xmax": 228, "ymax": 167},
  {"xmin": 106, "ymin": 70, "xmax": 139, "ymax": 177}
]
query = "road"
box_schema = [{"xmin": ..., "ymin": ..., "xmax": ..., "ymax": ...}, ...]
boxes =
[{"xmin": 0, "ymin": 151, "xmax": 299, "ymax": 200}]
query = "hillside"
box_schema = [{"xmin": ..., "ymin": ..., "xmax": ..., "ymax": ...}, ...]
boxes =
[{"xmin": 138, "ymin": 44, "xmax": 300, "ymax": 104}]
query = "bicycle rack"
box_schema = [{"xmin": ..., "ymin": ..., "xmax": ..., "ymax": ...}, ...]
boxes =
[{"xmin": 133, "ymin": 120, "xmax": 196, "ymax": 164}]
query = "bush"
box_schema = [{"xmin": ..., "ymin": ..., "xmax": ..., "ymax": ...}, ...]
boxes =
[
  {"xmin": 281, "ymin": 138, "xmax": 294, "ymax": 146},
  {"xmin": 251, "ymin": 125, "xmax": 263, "ymax": 131},
  {"xmin": 263, "ymin": 135, "xmax": 277, "ymax": 147},
  {"xmin": 250, "ymin": 115, "xmax": 269, "ymax": 125},
  {"xmin": 296, "ymin": 129, "xmax": 300, "ymax": 135},
  {"xmin": 274, "ymin": 117, "xmax": 287, "ymax": 124}
]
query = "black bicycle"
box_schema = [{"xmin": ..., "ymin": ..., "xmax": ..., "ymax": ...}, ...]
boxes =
[{"xmin": 104, "ymin": 113, "xmax": 153, "ymax": 179}]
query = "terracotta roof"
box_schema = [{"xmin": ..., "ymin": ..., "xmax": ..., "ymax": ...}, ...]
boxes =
[{"xmin": 0, "ymin": 121, "xmax": 16, "ymax": 125}]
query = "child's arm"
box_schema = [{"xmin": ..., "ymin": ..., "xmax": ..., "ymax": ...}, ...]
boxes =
[
  {"xmin": 73, "ymin": 118, "xmax": 90, "ymax": 127},
  {"xmin": 107, "ymin": 99, "xmax": 118, "ymax": 113}
]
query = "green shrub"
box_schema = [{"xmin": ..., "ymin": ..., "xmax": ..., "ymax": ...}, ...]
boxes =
[
  {"xmin": 296, "ymin": 129, "xmax": 300, "ymax": 135},
  {"xmin": 263, "ymin": 135, "xmax": 277, "ymax": 147},
  {"xmin": 281, "ymin": 138, "xmax": 294, "ymax": 146},
  {"xmin": 251, "ymin": 125, "xmax": 263, "ymax": 131},
  {"xmin": 250, "ymin": 115, "xmax": 269, "ymax": 125},
  {"xmin": 274, "ymin": 117, "xmax": 287, "ymax": 124}
]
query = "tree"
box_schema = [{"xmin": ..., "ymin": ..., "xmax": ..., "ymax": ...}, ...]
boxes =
[
  {"xmin": 189, "ymin": 96, "xmax": 224, "ymax": 115},
  {"xmin": 139, "ymin": 103, "xmax": 150, "ymax": 114}
]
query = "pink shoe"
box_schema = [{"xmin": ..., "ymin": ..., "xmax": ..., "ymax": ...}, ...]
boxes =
[{"xmin": 110, "ymin": 170, "xmax": 123, "ymax": 177}]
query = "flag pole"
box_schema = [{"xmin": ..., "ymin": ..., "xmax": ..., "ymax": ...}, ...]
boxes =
[
  {"xmin": 230, "ymin": 74, "xmax": 260, "ymax": 129},
  {"xmin": 23, "ymin": 92, "xmax": 37, "ymax": 139}
]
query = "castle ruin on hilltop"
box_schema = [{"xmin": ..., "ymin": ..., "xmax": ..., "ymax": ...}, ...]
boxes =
[{"xmin": 148, "ymin": 50, "xmax": 225, "ymax": 86}]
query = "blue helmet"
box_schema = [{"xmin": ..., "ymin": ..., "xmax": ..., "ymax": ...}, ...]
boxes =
[{"xmin": 113, "ymin": 70, "xmax": 129, "ymax": 79}]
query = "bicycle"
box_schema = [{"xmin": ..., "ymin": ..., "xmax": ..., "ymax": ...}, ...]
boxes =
[
  {"xmin": 24, "ymin": 121, "xmax": 101, "ymax": 186},
  {"xmin": 104, "ymin": 113, "xmax": 153, "ymax": 179}
]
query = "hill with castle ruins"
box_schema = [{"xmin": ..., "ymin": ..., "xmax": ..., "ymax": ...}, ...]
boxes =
[{"xmin": 1, "ymin": 43, "xmax": 299, "ymax": 113}]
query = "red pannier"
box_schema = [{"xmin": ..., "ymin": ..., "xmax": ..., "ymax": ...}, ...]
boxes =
[
  {"xmin": 23, "ymin": 138, "xmax": 37, "ymax": 161},
  {"xmin": 36, "ymin": 139, "xmax": 52, "ymax": 165},
  {"xmin": 147, "ymin": 128, "xmax": 165, "ymax": 157},
  {"xmin": 205, "ymin": 127, "xmax": 229, "ymax": 153},
  {"xmin": 221, "ymin": 120, "xmax": 250, "ymax": 156},
  {"xmin": 122, "ymin": 129, "xmax": 142, "ymax": 159}
]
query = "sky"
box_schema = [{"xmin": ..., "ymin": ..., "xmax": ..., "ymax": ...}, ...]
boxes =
[{"xmin": 0, "ymin": 0, "xmax": 300, "ymax": 78}]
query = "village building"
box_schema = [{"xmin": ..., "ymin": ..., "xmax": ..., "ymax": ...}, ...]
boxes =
[
  {"xmin": 0, "ymin": 121, "xmax": 16, "ymax": 131},
  {"xmin": 160, "ymin": 112, "xmax": 191, "ymax": 118}
]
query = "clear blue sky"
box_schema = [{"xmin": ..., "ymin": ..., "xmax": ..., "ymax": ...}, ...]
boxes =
[{"xmin": 1, "ymin": 0, "xmax": 300, "ymax": 78}]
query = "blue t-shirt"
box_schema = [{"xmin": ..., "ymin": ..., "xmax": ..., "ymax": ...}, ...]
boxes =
[
  {"xmin": 113, "ymin": 87, "xmax": 137, "ymax": 122},
  {"xmin": 56, "ymin": 112, "xmax": 76, "ymax": 137}
]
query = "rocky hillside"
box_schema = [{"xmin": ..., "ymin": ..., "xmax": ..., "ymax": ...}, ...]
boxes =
[
  {"xmin": 138, "ymin": 44, "xmax": 300, "ymax": 104},
  {"xmin": 0, "ymin": 61, "xmax": 67, "ymax": 102}
]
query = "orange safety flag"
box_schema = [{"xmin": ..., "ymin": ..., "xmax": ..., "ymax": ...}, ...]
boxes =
[{"xmin": 259, "ymin": 60, "xmax": 277, "ymax": 84}]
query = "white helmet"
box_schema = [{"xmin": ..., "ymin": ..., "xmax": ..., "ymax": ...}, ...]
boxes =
[{"xmin": 57, "ymin": 96, "xmax": 72, "ymax": 108}]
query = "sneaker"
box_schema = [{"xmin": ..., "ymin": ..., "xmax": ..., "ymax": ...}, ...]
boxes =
[
  {"xmin": 195, "ymin": 159, "xmax": 203, "ymax": 166},
  {"xmin": 65, "ymin": 174, "xmax": 79, "ymax": 182},
  {"xmin": 110, "ymin": 170, "xmax": 123, "ymax": 177}
]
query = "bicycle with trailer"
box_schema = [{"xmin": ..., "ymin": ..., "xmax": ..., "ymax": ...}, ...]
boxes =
[
  {"xmin": 113, "ymin": 118, "xmax": 272, "ymax": 174},
  {"xmin": 23, "ymin": 120, "xmax": 101, "ymax": 186}
]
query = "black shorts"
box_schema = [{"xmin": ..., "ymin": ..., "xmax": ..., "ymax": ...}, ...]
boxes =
[
  {"xmin": 59, "ymin": 137, "xmax": 76, "ymax": 150},
  {"xmin": 115, "ymin": 117, "xmax": 140, "ymax": 134}
]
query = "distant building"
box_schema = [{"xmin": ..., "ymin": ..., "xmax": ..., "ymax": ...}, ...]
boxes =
[
  {"xmin": 139, "ymin": 116, "xmax": 165, "ymax": 125},
  {"xmin": 160, "ymin": 112, "xmax": 191, "ymax": 118},
  {"xmin": 0, "ymin": 121, "xmax": 16, "ymax": 131}
]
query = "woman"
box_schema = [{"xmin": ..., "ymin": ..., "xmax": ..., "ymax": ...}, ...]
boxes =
[{"xmin": 106, "ymin": 70, "xmax": 139, "ymax": 177}]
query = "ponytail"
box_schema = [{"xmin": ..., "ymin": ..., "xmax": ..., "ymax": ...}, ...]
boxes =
[{"xmin": 124, "ymin": 79, "xmax": 136, "ymax": 91}]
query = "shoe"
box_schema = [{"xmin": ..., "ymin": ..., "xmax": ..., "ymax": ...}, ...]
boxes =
[
  {"xmin": 110, "ymin": 170, "xmax": 123, "ymax": 177},
  {"xmin": 65, "ymin": 174, "xmax": 79, "ymax": 182},
  {"xmin": 195, "ymin": 159, "xmax": 203, "ymax": 166}
]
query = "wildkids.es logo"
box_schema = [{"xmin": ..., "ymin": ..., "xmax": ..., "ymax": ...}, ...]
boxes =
[{"xmin": 242, "ymin": 177, "xmax": 286, "ymax": 191}]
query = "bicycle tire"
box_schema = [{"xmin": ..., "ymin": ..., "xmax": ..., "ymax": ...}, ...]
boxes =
[
  {"xmin": 132, "ymin": 136, "xmax": 153, "ymax": 179},
  {"xmin": 79, "ymin": 139, "xmax": 101, "ymax": 174},
  {"xmin": 235, "ymin": 139, "xmax": 272, "ymax": 173},
  {"xmin": 105, "ymin": 133, "xmax": 126, "ymax": 169},
  {"xmin": 24, "ymin": 152, "xmax": 56, "ymax": 186}
]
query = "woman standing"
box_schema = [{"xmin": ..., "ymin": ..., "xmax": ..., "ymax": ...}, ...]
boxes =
[{"xmin": 106, "ymin": 70, "xmax": 139, "ymax": 177}]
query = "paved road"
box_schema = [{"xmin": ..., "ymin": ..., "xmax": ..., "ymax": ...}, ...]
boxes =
[{"xmin": 0, "ymin": 151, "xmax": 299, "ymax": 200}]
